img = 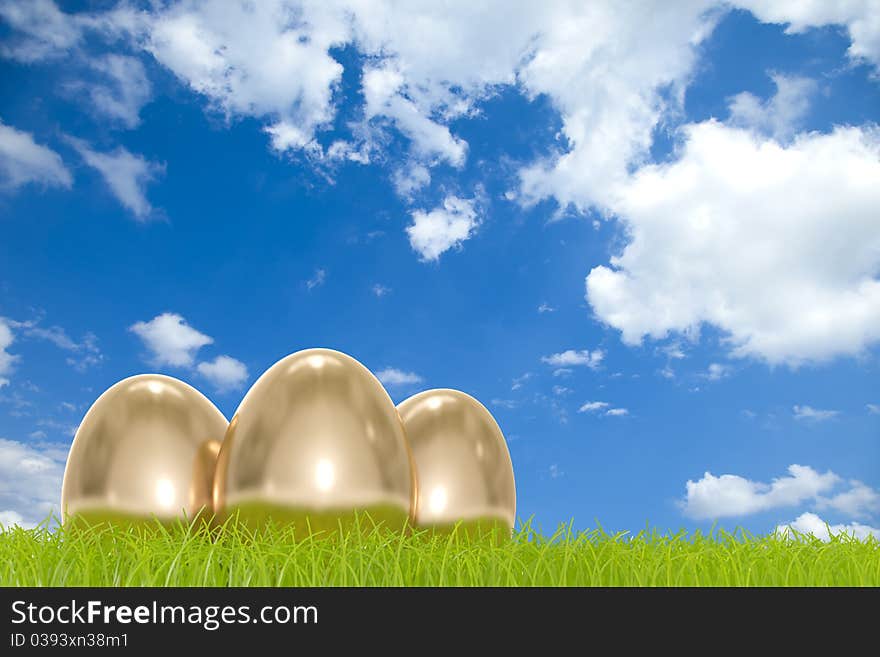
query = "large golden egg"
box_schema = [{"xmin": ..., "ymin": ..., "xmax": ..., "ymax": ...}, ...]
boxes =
[
  {"xmin": 214, "ymin": 348, "xmax": 414, "ymax": 536},
  {"xmin": 397, "ymin": 389, "xmax": 516, "ymax": 536},
  {"xmin": 60, "ymin": 374, "xmax": 227, "ymax": 528}
]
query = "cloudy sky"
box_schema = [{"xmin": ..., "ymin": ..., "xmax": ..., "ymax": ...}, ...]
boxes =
[{"xmin": 1, "ymin": 0, "xmax": 878, "ymax": 538}]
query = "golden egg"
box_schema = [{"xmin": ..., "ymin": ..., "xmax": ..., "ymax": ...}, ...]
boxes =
[
  {"xmin": 214, "ymin": 348, "xmax": 415, "ymax": 537},
  {"xmin": 397, "ymin": 389, "xmax": 516, "ymax": 537},
  {"xmin": 60, "ymin": 374, "xmax": 228, "ymax": 528}
]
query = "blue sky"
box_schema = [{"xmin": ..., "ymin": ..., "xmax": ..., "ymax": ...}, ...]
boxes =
[{"xmin": 0, "ymin": 1, "xmax": 878, "ymax": 538}]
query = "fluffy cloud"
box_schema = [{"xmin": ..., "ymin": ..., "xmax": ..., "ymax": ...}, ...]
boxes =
[
  {"xmin": 0, "ymin": 1, "xmax": 719, "ymax": 201},
  {"xmin": 76, "ymin": 54, "xmax": 152, "ymax": 128},
  {"xmin": 681, "ymin": 464, "xmax": 840, "ymax": 519},
  {"xmin": 578, "ymin": 401, "xmax": 628, "ymax": 416},
  {"xmin": 129, "ymin": 313, "xmax": 213, "ymax": 367},
  {"xmin": 541, "ymin": 349, "xmax": 604, "ymax": 369},
  {"xmin": 775, "ymin": 512, "xmax": 880, "ymax": 542},
  {"xmin": 0, "ymin": 0, "xmax": 83, "ymax": 62},
  {"xmin": 728, "ymin": 73, "xmax": 816, "ymax": 141},
  {"xmin": 586, "ymin": 122, "xmax": 880, "ymax": 366},
  {"xmin": 130, "ymin": 313, "xmax": 248, "ymax": 393},
  {"xmin": 706, "ymin": 363, "xmax": 731, "ymax": 381},
  {"xmin": 735, "ymin": 0, "xmax": 880, "ymax": 68},
  {"xmin": 0, "ymin": 438, "xmax": 66, "ymax": 528},
  {"xmin": 362, "ymin": 63, "xmax": 468, "ymax": 167},
  {"xmin": 4, "ymin": 2, "xmax": 878, "ymax": 192},
  {"xmin": 375, "ymin": 367, "xmax": 423, "ymax": 388},
  {"xmin": 0, "ymin": 319, "xmax": 17, "ymax": 387},
  {"xmin": 0, "ymin": 121, "xmax": 72, "ymax": 191},
  {"xmin": 793, "ymin": 405, "xmax": 839, "ymax": 422},
  {"xmin": 142, "ymin": 0, "xmax": 348, "ymax": 153},
  {"xmin": 406, "ymin": 195, "xmax": 480, "ymax": 262},
  {"xmin": 516, "ymin": 2, "xmax": 719, "ymax": 210},
  {"xmin": 817, "ymin": 481, "xmax": 880, "ymax": 519},
  {"xmin": 68, "ymin": 139, "xmax": 164, "ymax": 220},
  {"xmin": 196, "ymin": 355, "xmax": 249, "ymax": 393}
]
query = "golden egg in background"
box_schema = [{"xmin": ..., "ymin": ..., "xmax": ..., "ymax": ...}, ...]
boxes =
[
  {"xmin": 397, "ymin": 389, "xmax": 516, "ymax": 538},
  {"xmin": 214, "ymin": 348, "xmax": 415, "ymax": 537},
  {"xmin": 61, "ymin": 374, "xmax": 227, "ymax": 529}
]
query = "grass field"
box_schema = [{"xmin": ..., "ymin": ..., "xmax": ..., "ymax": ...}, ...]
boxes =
[{"xmin": 1, "ymin": 515, "xmax": 877, "ymax": 586}]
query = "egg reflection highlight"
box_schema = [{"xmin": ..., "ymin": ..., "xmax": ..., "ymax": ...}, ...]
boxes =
[
  {"xmin": 61, "ymin": 374, "xmax": 228, "ymax": 528},
  {"xmin": 214, "ymin": 348, "xmax": 415, "ymax": 537},
  {"xmin": 397, "ymin": 389, "xmax": 516, "ymax": 537}
]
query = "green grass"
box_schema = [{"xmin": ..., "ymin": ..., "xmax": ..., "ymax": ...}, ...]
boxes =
[{"xmin": 1, "ymin": 515, "xmax": 877, "ymax": 586}]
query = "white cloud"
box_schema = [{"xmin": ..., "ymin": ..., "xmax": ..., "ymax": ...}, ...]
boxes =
[
  {"xmin": 511, "ymin": 372, "xmax": 532, "ymax": 390},
  {"xmin": 305, "ymin": 268, "xmax": 326, "ymax": 290},
  {"xmin": 515, "ymin": 2, "xmax": 719, "ymax": 211},
  {"xmin": 579, "ymin": 401, "xmax": 609, "ymax": 413},
  {"xmin": 13, "ymin": 320, "xmax": 102, "ymax": 371},
  {"xmin": 0, "ymin": 509, "xmax": 28, "ymax": 529},
  {"xmin": 392, "ymin": 163, "xmax": 431, "ymax": 198},
  {"xmin": 68, "ymin": 138, "xmax": 164, "ymax": 220},
  {"xmin": 0, "ymin": 121, "xmax": 72, "ymax": 191},
  {"xmin": 362, "ymin": 63, "xmax": 468, "ymax": 167},
  {"xmin": 586, "ymin": 122, "xmax": 880, "ymax": 366},
  {"xmin": 1, "ymin": 1, "xmax": 717, "ymax": 202},
  {"xmin": 129, "ymin": 312, "xmax": 213, "ymax": 367},
  {"xmin": 706, "ymin": 363, "xmax": 731, "ymax": 381},
  {"xmin": 541, "ymin": 349, "xmax": 604, "ymax": 369},
  {"xmin": 734, "ymin": 0, "xmax": 880, "ymax": 69},
  {"xmin": 817, "ymin": 481, "xmax": 880, "ymax": 519},
  {"xmin": 0, "ymin": 0, "xmax": 83, "ymax": 62},
  {"xmin": 775, "ymin": 512, "xmax": 880, "ymax": 542},
  {"xmin": 681, "ymin": 464, "xmax": 840, "ymax": 519},
  {"xmin": 728, "ymin": 73, "xmax": 817, "ymax": 141},
  {"xmin": 371, "ymin": 284, "xmax": 391, "ymax": 297},
  {"xmin": 196, "ymin": 355, "xmax": 249, "ymax": 393},
  {"xmin": 0, "ymin": 319, "xmax": 17, "ymax": 387},
  {"xmin": 793, "ymin": 405, "xmax": 839, "ymax": 422},
  {"xmin": 76, "ymin": 54, "xmax": 152, "ymax": 128},
  {"xmin": 35, "ymin": 418, "xmax": 78, "ymax": 439},
  {"xmin": 552, "ymin": 385, "xmax": 571, "ymax": 396},
  {"xmin": 0, "ymin": 317, "xmax": 102, "ymax": 383},
  {"xmin": 605, "ymin": 408, "xmax": 629, "ymax": 417},
  {"xmin": 0, "ymin": 437, "xmax": 66, "ymax": 528},
  {"xmin": 661, "ymin": 342, "xmax": 687, "ymax": 360},
  {"xmin": 552, "ymin": 368, "xmax": 573, "ymax": 377},
  {"xmin": 538, "ymin": 303, "xmax": 556, "ymax": 314},
  {"xmin": 375, "ymin": 367, "xmax": 423, "ymax": 388},
  {"xmin": 867, "ymin": 403, "xmax": 880, "ymax": 415},
  {"xmin": 406, "ymin": 195, "xmax": 480, "ymax": 262},
  {"xmin": 492, "ymin": 398, "xmax": 518, "ymax": 410},
  {"xmin": 143, "ymin": 0, "xmax": 348, "ymax": 154},
  {"xmin": 4, "ymin": 2, "xmax": 878, "ymax": 217}
]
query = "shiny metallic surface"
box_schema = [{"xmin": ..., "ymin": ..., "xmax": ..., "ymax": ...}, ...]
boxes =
[
  {"xmin": 214, "ymin": 348, "xmax": 414, "ymax": 534},
  {"xmin": 397, "ymin": 389, "xmax": 516, "ymax": 533},
  {"xmin": 188, "ymin": 439, "xmax": 222, "ymax": 521},
  {"xmin": 61, "ymin": 374, "xmax": 228, "ymax": 525}
]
